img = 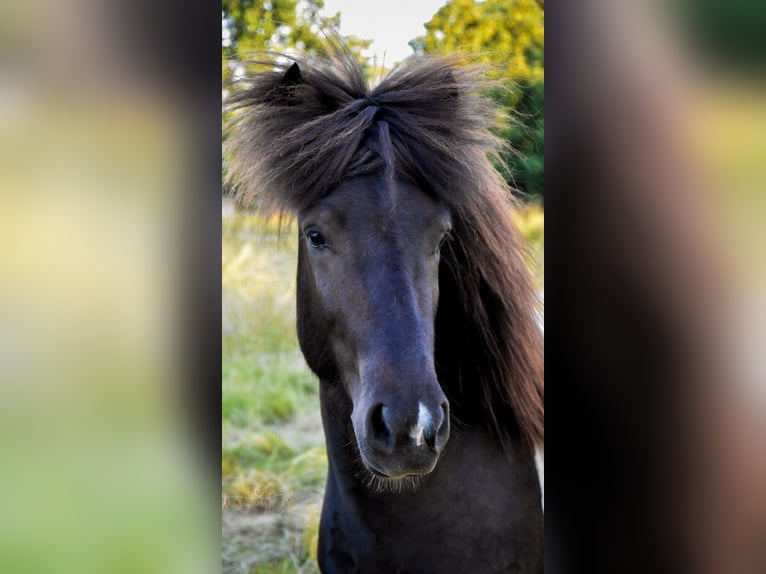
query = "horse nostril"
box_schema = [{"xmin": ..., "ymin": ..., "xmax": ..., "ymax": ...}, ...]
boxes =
[
  {"xmin": 432, "ymin": 402, "xmax": 450, "ymax": 450},
  {"xmin": 367, "ymin": 401, "xmax": 449, "ymax": 454},
  {"xmin": 369, "ymin": 404, "xmax": 392, "ymax": 450}
]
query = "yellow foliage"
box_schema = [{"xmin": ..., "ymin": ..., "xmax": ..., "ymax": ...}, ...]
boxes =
[
  {"xmin": 221, "ymin": 455, "xmax": 239, "ymax": 480},
  {"xmin": 418, "ymin": 0, "xmax": 544, "ymax": 83},
  {"xmin": 512, "ymin": 204, "xmax": 545, "ymax": 244}
]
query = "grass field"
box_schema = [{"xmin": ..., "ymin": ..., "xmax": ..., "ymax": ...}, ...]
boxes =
[{"xmin": 222, "ymin": 206, "xmax": 543, "ymax": 574}]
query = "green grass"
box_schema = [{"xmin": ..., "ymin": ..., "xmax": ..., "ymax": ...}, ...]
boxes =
[
  {"xmin": 221, "ymin": 215, "xmax": 324, "ymax": 464},
  {"xmin": 222, "ymin": 358, "xmax": 315, "ymax": 425},
  {"xmin": 221, "ymin": 215, "xmax": 313, "ymax": 426},
  {"xmin": 222, "ymin": 215, "xmax": 326, "ymax": 572}
]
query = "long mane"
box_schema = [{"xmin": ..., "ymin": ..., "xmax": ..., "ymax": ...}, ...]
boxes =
[{"xmin": 225, "ymin": 48, "xmax": 544, "ymax": 450}]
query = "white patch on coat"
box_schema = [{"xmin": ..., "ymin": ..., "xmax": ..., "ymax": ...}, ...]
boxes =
[{"xmin": 410, "ymin": 402, "xmax": 432, "ymax": 446}]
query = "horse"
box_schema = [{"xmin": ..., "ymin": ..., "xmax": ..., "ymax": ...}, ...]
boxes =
[{"xmin": 225, "ymin": 48, "xmax": 544, "ymax": 574}]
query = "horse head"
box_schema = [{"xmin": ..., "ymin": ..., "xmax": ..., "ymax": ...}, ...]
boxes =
[{"xmin": 297, "ymin": 173, "xmax": 451, "ymax": 479}]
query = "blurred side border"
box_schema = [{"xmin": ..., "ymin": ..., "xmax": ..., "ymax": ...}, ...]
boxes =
[
  {"xmin": 0, "ymin": 0, "xmax": 222, "ymax": 572},
  {"xmin": 546, "ymin": 1, "xmax": 766, "ymax": 572}
]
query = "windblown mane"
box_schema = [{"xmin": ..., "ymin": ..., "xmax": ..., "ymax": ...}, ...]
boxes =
[{"xmin": 224, "ymin": 48, "xmax": 543, "ymax": 449}]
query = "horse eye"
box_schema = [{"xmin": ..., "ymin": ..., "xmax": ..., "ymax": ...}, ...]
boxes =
[
  {"xmin": 306, "ymin": 230, "xmax": 328, "ymax": 249},
  {"xmin": 435, "ymin": 231, "xmax": 452, "ymax": 254}
]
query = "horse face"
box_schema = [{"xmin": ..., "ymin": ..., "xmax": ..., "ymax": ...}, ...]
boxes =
[{"xmin": 298, "ymin": 174, "xmax": 451, "ymax": 481}]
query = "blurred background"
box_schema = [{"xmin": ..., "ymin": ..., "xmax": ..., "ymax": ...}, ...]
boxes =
[
  {"xmin": 1, "ymin": 0, "xmax": 764, "ymax": 573},
  {"xmin": 546, "ymin": 1, "xmax": 766, "ymax": 572}
]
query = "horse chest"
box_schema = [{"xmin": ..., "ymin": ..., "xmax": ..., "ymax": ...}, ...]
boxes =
[
  {"xmin": 319, "ymin": 499, "xmax": 540, "ymax": 574},
  {"xmin": 318, "ymin": 450, "xmax": 543, "ymax": 573}
]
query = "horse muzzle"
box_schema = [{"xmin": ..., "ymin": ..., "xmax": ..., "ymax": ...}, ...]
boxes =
[{"xmin": 354, "ymin": 397, "xmax": 450, "ymax": 478}]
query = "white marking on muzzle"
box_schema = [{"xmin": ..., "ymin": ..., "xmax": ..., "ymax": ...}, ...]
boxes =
[{"xmin": 410, "ymin": 402, "xmax": 432, "ymax": 446}]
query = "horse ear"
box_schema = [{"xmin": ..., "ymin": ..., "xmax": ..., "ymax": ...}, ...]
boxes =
[
  {"xmin": 270, "ymin": 62, "xmax": 304, "ymax": 106},
  {"xmin": 281, "ymin": 62, "xmax": 303, "ymax": 87},
  {"xmin": 443, "ymin": 69, "xmax": 459, "ymax": 103}
]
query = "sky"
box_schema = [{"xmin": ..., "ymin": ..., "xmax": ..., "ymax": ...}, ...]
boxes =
[{"xmin": 321, "ymin": 0, "xmax": 447, "ymax": 64}]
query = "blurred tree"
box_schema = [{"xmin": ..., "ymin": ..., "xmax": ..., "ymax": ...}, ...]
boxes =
[
  {"xmin": 411, "ymin": 0, "xmax": 544, "ymax": 200},
  {"xmin": 222, "ymin": 0, "xmax": 371, "ymax": 83},
  {"xmin": 224, "ymin": 0, "xmax": 333, "ymax": 71},
  {"xmin": 222, "ymin": 1, "xmax": 371, "ymax": 192}
]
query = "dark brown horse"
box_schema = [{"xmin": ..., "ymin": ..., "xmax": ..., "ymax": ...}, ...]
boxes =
[{"xmin": 225, "ymin": 48, "xmax": 544, "ymax": 573}]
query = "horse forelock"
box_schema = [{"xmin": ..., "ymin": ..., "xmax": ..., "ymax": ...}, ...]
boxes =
[{"xmin": 224, "ymin": 48, "xmax": 497, "ymax": 212}]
